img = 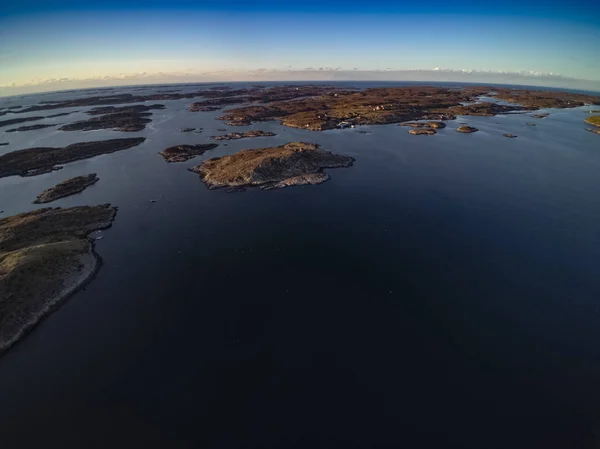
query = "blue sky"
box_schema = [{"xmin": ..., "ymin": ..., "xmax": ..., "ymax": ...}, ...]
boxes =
[{"xmin": 1, "ymin": 0, "xmax": 599, "ymax": 93}]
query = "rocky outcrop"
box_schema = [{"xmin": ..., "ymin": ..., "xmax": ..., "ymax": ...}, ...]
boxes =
[
  {"xmin": 503, "ymin": 133, "xmax": 518, "ymax": 138},
  {"xmin": 190, "ymin": 142, "xmax": 354, "ymax": 191},
  {"xmin": 456, "ymin": 126, "xmax": 478, "ymax": 133},
  {"xmin": 400, "ymin": 121, "xmax": 446, "ymax": 129},
  {"xmin": 0, "ymin": 143, "xmax": 8, "ymax": 146},
  {"xmin": 211, "ymin": 130, "xmax": 276, "ymax": 140},
  {"xmin": 408, "ymin": 128, "xmax": 436, "ymax": 135},
  {"xmin": 34, "ymin": 174, "xmax": 99, "ymax": 204},
  {"xmin": 0, "ymin": 205, "xmax": 117, "ymax": 355},
  {"xmin": 159, "ymin": 144, "xmax": 219, "ymax": 163},
  {"xmin": 0, "ymin": 138, "xmax": 146, "ymax": 178},
  {"xmin": 530, "ymin": 113, "xmax": 549, "ymax": 119},
  {"xmin": 584, "ymin": 116, "xmax": 600, "ymax": 127}
]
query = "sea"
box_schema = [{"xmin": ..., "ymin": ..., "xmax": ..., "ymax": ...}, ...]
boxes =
[{"xmin": 1, "ymin": 81, "xmax": 600, "ymax": 449}]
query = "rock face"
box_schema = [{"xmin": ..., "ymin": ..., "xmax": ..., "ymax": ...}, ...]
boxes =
[
  {"xmin": 0, "ymin": 205, "xmax": 117, "ymax": 354},
  {"xmin": 190, "ymin": 142, "xmax": 354, "ymax": 191},
  {"xmin": 408, "ymin": 128, "xmax": 436, "ymax": 135},
  {"xmin": 585, "ymin": 116, "xmax": 600, "ymax": 127},
  {"xmin": 0, "ymin": 138, "xmax": 146, "ymax": 178},
  {"xmin": 34, "ymin": 174, "xmax": 99, "ymax": 204},
  {"xmin": 211, "ymin": 130, "xmax": 276, "ymax": 141},
  {"xmin": 159, "ymin": 144, "xmax": 219, "ymax": 163},
  {"xmin": 456, "ymin": 126, "xmax": 478, "ymax": 133},
  {"xmin": 6, "ymin": 124, "xmax": 57, "ymax": 133}
]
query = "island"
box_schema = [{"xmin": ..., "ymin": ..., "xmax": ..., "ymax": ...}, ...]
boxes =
[
  {"xmin": 216, "ymin": 86, "xmax": 600, "ymax": 131},
  {"xmin": 59, "ymin": 104, "xmax": 165, "ymax": 132},
  {"xmin": 159, "ymin": 144, "xmax": 219, "ymax": 163},
  {"xmin": 503, "ymin": 133, "xmax": 518, "ymax": 138},
  {"xmin": 409, "ymin": 129, "xmax": 436, "ymax": 135},
  {"xmin": 189, "ymin": 142, "xmax": 354, "ymax": 191},
  {"xmin": 211, "ymin": 130, "xmax": 276, "ymax": 141},
  {"xmin": 400, "ymin": 121, "xmax": 446, "ymax": 129},
  {"xmin": 531, "ymin": 113, "xmax": 549, "ymax": 119},
  {"xmin": 6, "ymin": 124, "xmax": 57, "ymax": 133},
  {"xmin": 0, "ymin": 143, "xmax": 8, "ymax": 147},
  {"xmin": 457, "ymin": 126, "xmax": 478, "ymax": 133},
  {"xmin": 0, "ymin": 116, "xmax": 45, "ymax": 129},
  {"xmin": 34, "ymin": 174, "xmax": 99, "ymax": 204},
  {"xmin": 0, "ymin": 204, "xmax": 116, "ymax": 355},
  {"xmin": 0, "ymin": 138, "xmax": 146, "ymax": 178}
]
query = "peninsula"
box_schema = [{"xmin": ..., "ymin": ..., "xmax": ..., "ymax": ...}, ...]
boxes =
[
  {"xmin": 0, "ymin": 205, "xmax": 116, "ymax": 354},
  {"xmin": 190, "ymin": 142, "xmax": 354, "ymax": 191}
]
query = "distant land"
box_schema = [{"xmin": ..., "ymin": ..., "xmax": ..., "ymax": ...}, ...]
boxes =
[{"xmin": 2, "ymin": 69, "xmax": 600, "ymax": 97}]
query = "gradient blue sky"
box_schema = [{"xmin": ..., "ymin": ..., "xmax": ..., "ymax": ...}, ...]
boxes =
[{"xmin": 1, "ymin": 0, "xmax": 599, "ymax": 92}]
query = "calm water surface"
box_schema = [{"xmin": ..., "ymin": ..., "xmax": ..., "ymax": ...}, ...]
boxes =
[{"xmin": 1, "ymin": 82, "xmax": 600, "ymax": 449}]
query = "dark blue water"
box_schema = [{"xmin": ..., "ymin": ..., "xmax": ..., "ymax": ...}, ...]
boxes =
[{"xmin": 1, "ymin": 83, "xmax": 600, "ymax": 449}]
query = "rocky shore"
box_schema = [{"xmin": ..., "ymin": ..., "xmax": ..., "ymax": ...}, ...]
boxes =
[
  {"xmin": 190, "ymin": 142, "xmax": 354, "ymax": 191},
  {"xmin": 0, "ymin": 138, "xmax": 146, "ymax": 178},
  {"xmin": 0, "ymin": 205, "xmax": 117, "ymax": 355},
  {"xmin": 34, "ymin": 174, "xmax": 99, "ymax": 204},
  {"xmin": 584, "ymin": 116, "xmax": 600, "ymax": 127},
  {"xmin": 159, "ymin": 144, "xmax": 219, "ymax": 162}
]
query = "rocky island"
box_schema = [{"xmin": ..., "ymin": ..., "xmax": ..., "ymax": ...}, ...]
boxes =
[
  {"xmin": 190, "ymin": 142, "xmax": 354, "ymax": 191},
  {"xmin": 211, "ymin": 130, "xmax": 276, "ymax": 141},
  {"xmin": 33, "ymin": 174, "xmax": 99, "ymax": 204},
  {"xmin": 0, "ymin": 204, "xmax": 116, "ymax": 354},
  {"xmin": 60, "ymin": 104, "xmax": 165, "ymax": 132},
  {"xmin": 6, "ymin": 124, "xmax": 57, "ymax": 133},
  {"xmin": 409, "ymin": 129, "xmax": 436, "ymax": 135},
  {"xmin": 159, "ymin": 144, "xmax": 219, "ymax": 163},
  {"xmin": 0, "ymin": 138, "xmax": 146, "ymax": 178},
  {"xmin": 503, "ymin": 133, "xmax": 518, "ymax": 138},
  {"xmin": 457, "ymin": 126, "xmax": 478, "ymax": 133},
  {"xmin": 0, "ymin": 116, "xmax": 45, "ymax": 129}
]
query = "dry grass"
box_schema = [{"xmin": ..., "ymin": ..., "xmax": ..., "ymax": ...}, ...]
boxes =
[{"xmin": 585, "ymin": 116, "xmax": 600, "ymax": 127}]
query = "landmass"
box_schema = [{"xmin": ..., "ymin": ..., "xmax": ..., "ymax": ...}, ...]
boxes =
[
  {"xmin": 47, "ymin": 112, "xmax": 77, "ymax": 118},
  {"xmin": 585, "ymin": 129, "xmax": 600, "ymax": 135},
  {"xmin": 6, "ymin": 124, "xmax": 57, "ymax": 133},
  {"xmin": 584, "ymin": 116, "xmax": 600, "ymax": 127},
  {"xmin": 211, "ymin": 130, "xmax": 276, "ymax": 140},
  {"xmin": 0, "ymin": 138, "xmax": 146, "ymax": 178},
  {"xmin": 216, "ymin": 86, "xmax": 600, "ymax": 131},
  {"xmin": 0, "ymin": 143, "xmax": 8, "ymax": 147},
  {"xmin": 59, "ymin": 104, "xmax": 165, "ymax": 132},
  {"xmin": 0, "ymin": 204, "xmax": 116, "ymax": 355},
  {"xmin": 503, "ymin": 133, "xmax": 518, "ymax": 138},
  {"xmin": 34, "ymin": 174, "xmax": 99, "ymax": 204},
  {"xmin": 190, "ymin": 142, "xmax": 354, "ymax": 191},
  {"xmin": 400, "ymin": 121, "xmax": 446, "ymax": 129},
  {"xmin": 159, "ymin": 144, "xmax": 219, "ymax": 163},
  {"xmin": 457, "ymin": 126, "xmax": 478, "ymax": 133},
  {"xmin": 530, "ymin": 113, "xmax": 549, "ymax": 119}
]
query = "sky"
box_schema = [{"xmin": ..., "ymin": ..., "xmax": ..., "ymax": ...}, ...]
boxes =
[{"xmin": 1, "ymin": 0, "xmax": 600, "ymax": 95}]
